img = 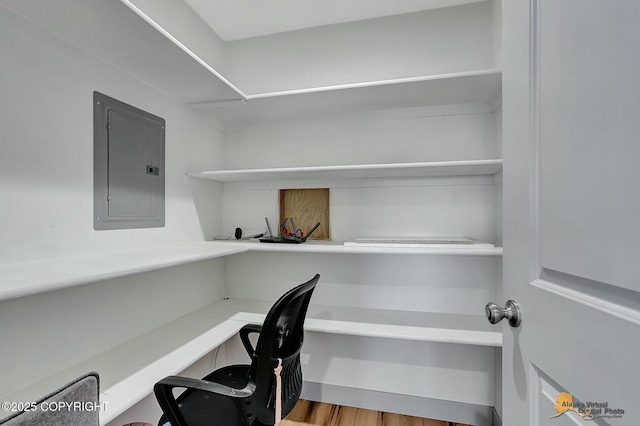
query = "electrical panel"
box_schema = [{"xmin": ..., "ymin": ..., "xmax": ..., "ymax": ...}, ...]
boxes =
[{"xmin": 94, "ymin": 91, "xmax": 165, "ymax": 230}]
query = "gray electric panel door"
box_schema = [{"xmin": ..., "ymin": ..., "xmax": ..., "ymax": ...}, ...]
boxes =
[{"xmin": 94, "ymin": 92, "xmax": 165, "ymax": 230}]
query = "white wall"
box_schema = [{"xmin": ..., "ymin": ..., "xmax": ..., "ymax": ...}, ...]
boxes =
[
  {"xmin": 114, "ymin": 1, "xmax": 497, "ymax": 99},
  {"xmin": 220, "ymin": 106, "xmax": 500, "ymax": 241},
  {"xmin": 223, "ymin": 106, "xmax": 498, "ymax": 169},
  {"xmin": 0, "ymin": 19, "xmax": 223, "ymax": 264},
  {"xmin": 127, "ymin": 0, "xmax": 227, "ymax": 76},
  {"xmin": 224, "ymin": 2, "xmax": 494, "ymax": 94},
  {"xmin": 220, "ymin": 330, "xmax": 494, "ymax": 408},
  {"xmin": 0, "ymin": 259, "xmax": 225, "ymax": 399},
  {"xmin": 104, "ymin": 347, "xmax": 222, "ymax": 426},
  {"xmin": 492, "ymin": 0, "xmax": 503, "ymax": 68},
  {"xmin": 0, "ymin": 0, "xmax": 503, "ymax": 417},
  {"xmin": 0, "ymin": 3, "xmax": 227, "ymax": 404},
  {"xmin": 302, "ymin": 334, "xmax": 494, "ymax": 406},
  {"xmin": 222, "ymin": 178, "xmax": 498, "ymax": 243},
  {"xmin": 217, "ymin": 103, "xmax": 502, "ymax": 413},
  {"xmin": 225, "ymin": 252, "xmax": 497, "ymax": 315}
]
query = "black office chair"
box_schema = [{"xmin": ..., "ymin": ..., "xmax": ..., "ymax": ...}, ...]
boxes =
[{"xmin": 154, "ymin": 274, "xmax": 320, "ymax": 426}]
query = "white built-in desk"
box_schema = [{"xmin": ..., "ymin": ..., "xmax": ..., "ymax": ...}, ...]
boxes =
[
  {"xmin": 0, "ymin": 243, "xmax": 247, "ymax": 303},
  {"xmin": 212, "ymin": 240, "xmax": 503, "ymax": 256},
  {"xmin": 0, "ymin": 240, "xmax": 502, "ymax": 304},
  {"xmin": 0, "ymin": 238, "xmax": 501, "ymax": 424},
  {"xmin": 0, "ymin": 297, "xmax": 500, "ymax": 425}
]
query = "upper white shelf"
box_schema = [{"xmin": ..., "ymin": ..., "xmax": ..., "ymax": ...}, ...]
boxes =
[
  {"xmin": 188, "ymin": 158, "xmax": 502, "ymax": 183},
  {"xmin": 192, "ymin": 69, "xmax": 502, "ymax": 126},
  {"xmin": 0, "ymin": 243, "xmax": 248, "ymax": 303},
  {"xmin": 118, "ymin": 1, "xmax": 501, "ymax": 127},
  {"xmin": 6, "ymin": 1, "xmax": 501, "ymax": 127}
]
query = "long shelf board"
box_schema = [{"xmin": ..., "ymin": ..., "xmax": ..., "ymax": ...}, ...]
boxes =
[
  {"xmin": 0, "ymin": 305, "xmax": 247, "ymax": 425},
  {"xmin": 120, "ymin": 0, "xmax": 501, "ymax": 125},
  {"xmin": 0, "ymin": 236, "xmax": 500, "ymax": 303},
  {"xmin": 0, "ymin": 297, "xmax": 500, "ymax": 424},
  {"xmin": 191, "ymin": 69, "xmax": 502, "ymax": 126},
  {"xmin": 194, "ymin": 298, "xmax": 502, "ymax": 347},
  {"xmin": 3, "ymin": 3, "xmax": 501, "ymax": 122},
  {"xmin": 243, "ymin": 312, "xmax": 500, "ymax": 347},
  {"xmin": 98, "ymin": 318, "xmax": 245, "ymax": 425},
  {"xmin": 188, "ymin": 159, "xmax": 503, "ymax": 183},
  {"xmin": 0, "ymin": 243, "xmax": 248, "ymax": 303},
  {"xmin": 210, "ymin": 240, "xmax": 503, "ymax": 256}
]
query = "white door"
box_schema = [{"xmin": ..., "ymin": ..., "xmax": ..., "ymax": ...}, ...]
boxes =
[{"xmin": 501, "ymin": 0, "xmax": 640, "ymax": 424}]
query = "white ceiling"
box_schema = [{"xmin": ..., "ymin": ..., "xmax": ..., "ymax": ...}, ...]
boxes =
[{"xmin": 183, "ymin": 0, "xmax": 486, "ymax": 41}]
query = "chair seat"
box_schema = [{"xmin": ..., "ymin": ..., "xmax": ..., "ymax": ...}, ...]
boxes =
[{"xmin": 202, "ymin": 364, "xmax": 251, "ymax": 389}]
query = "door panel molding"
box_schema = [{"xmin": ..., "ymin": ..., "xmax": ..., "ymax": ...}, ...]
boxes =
[
  {"xmin": 536, "ymin": 0, "xmax": 640, "ymax": 291},
  {"xmin": 532, "ymin": 270, "xmax": 640, "ymax": 326}
]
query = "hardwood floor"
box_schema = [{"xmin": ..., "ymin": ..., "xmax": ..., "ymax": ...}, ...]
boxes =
[{"xmin": 280, "ymin": 400, "xmax": 469, "ymax": 426}]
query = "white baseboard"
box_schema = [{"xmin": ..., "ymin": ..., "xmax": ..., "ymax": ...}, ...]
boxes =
[{"xmin": 301, "ymin": 381, "xmax": 494, "ymax": 426}]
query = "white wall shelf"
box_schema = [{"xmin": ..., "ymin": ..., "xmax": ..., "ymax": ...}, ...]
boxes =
[
  {"xmin": 2, "ymin": 0, "xmax": 503, "ymax": 422},
  {"xmin": 0, "ymin": 297, "xmax": 499, "ymax": 425},
  {"xmin": 0, "ymin": 303, "xmax": 247, "ymax": 425},
  {"xmin": 191, "ymin": 298, "xmax": 501, "ymax": 348},
  {"xmin": 0, "ymin": 243, "xmax": 248, "ymax": 303},
  {"xmin": 0, "ymin": 236, "xmax": 501, "ymax": 305},
  {"xmin": 225, "ymin": 299, "xmax": 502, "ymax": 348},
  {"xmin": 188, "ymin": 159, "xmax": 502, "ymax": 183},
  {"xmin": 211, "ymin": 241, "xmax": 503, "ymax": 256},
  {"xmin": 191, "ymin": 69, "xmax": 502, "ymax": 126},
  {"xmin": 117, "ymin": 0, "xmax": 501, "ymax": 128},
  {"xmin": 11, "ymin": 0, "xmax": 499, "ymax": 126}
]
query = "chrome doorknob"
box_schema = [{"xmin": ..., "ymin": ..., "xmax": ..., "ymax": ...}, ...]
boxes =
[{"xmin": 485, "ymin": 300, "xmax": 521, "ymax": 327}]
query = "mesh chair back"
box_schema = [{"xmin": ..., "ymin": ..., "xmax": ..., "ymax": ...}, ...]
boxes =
[
  {"xmin": 251, "ymin": 274, "xmax": 319, "ymax": 425},
  {"xmin": 153, "ymin": 275, "xmax": 319, "ymax": 426}
]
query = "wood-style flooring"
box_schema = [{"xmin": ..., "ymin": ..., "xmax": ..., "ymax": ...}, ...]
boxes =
[{"xmin": 280, "ymin": 400, "xmax": 469, "ymax": 426}]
